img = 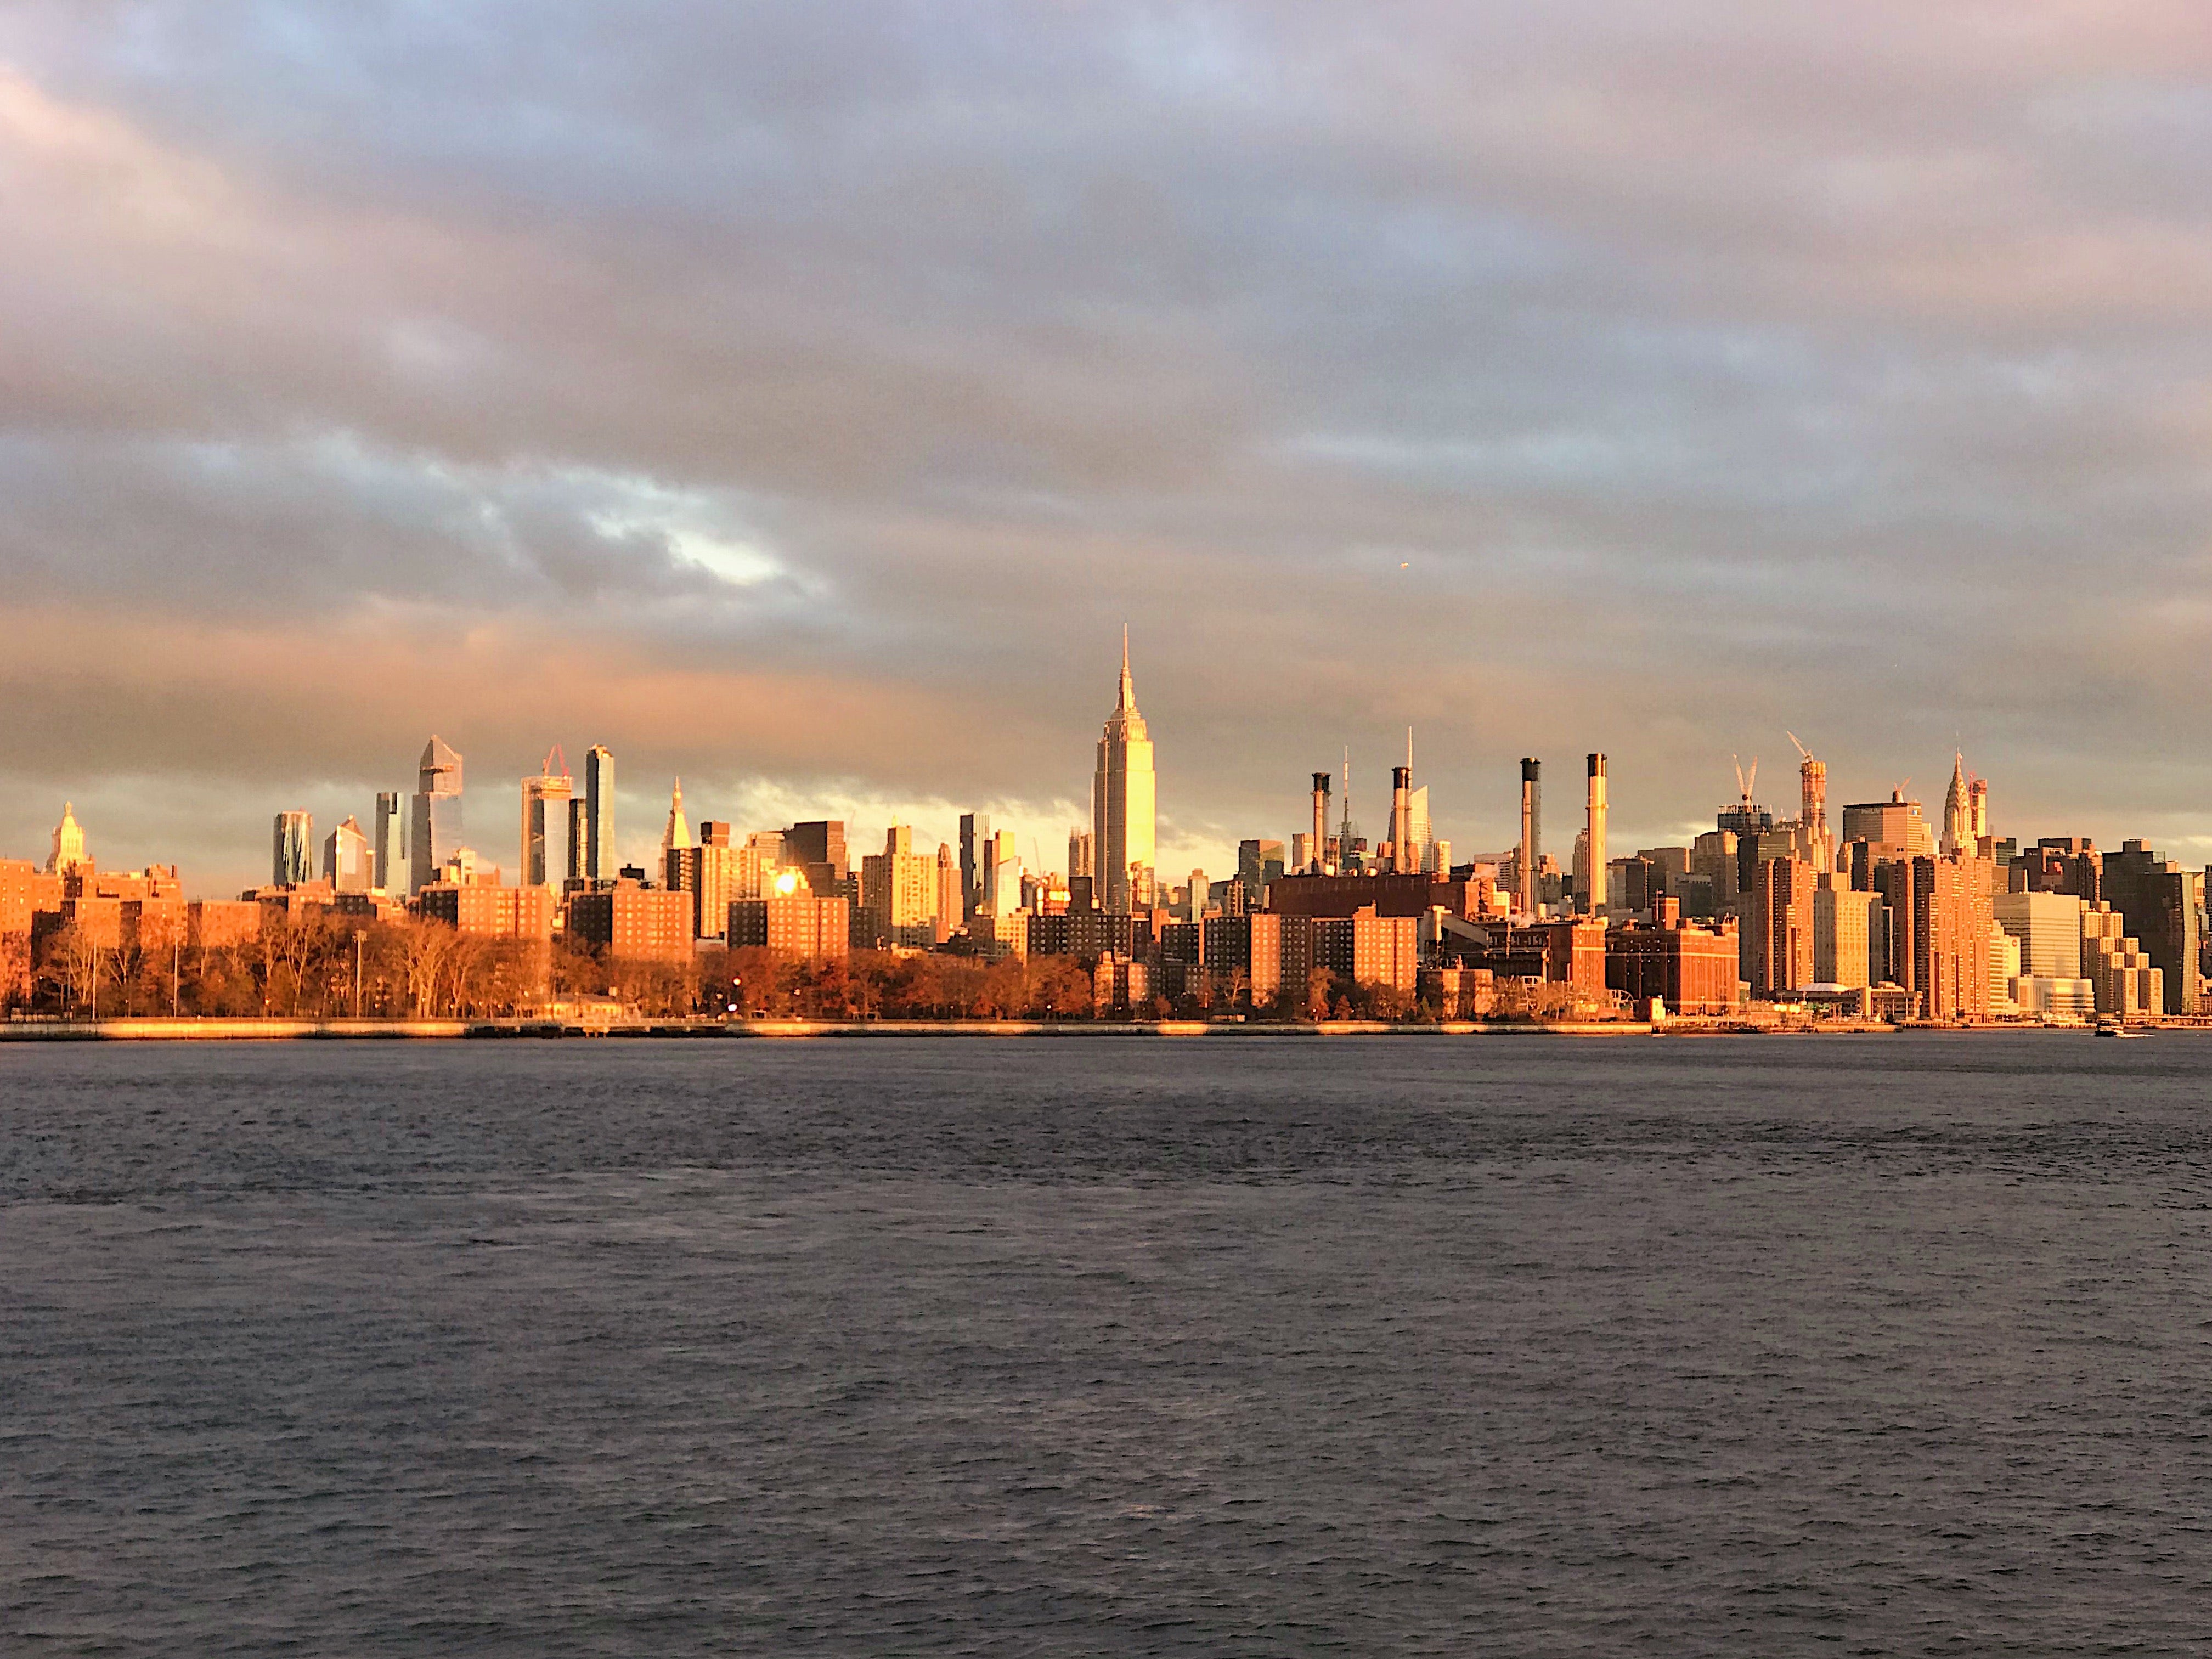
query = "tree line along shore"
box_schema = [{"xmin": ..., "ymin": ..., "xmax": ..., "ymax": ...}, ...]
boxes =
[{"xmin": 11, "ymin": 911, "xmax": 1595, "ymax": 1025}]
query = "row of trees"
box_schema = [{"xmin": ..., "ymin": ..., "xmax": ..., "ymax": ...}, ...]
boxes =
[
  {"xmin": 715, "ymin": 950, "xmax": 1583, "ymax": 1023},
  {"xmin": 17, "ymin": 916, "xmax": 585, "ymax": 1020},
  {"xmin": 7, "ymin": 915, "xmax": 1588, "ymax": 1023}
]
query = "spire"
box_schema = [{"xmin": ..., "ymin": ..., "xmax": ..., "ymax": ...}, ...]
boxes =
[
  {"xmin": 662, "ymin": 778, "xmax": 692, "ymax": 855},
  {"xmin": 1117, "ymin": 624, "xmax": 1135, "ymax": 713},
  {"xmin": 1942, "ymin": 751, "xmax": 1970, "ymax": 856}
]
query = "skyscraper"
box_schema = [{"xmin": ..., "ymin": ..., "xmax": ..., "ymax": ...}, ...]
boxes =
[
  {"xmin": 669, "ymin": 820, "xmax": 740, "ymax": 941},
  {"xmin": 273, "ymin": 810, "xmax": 314, "ymax": 887},
  {"xmin": 959, "ymin": 812, "xmax": 990, "ymax": 922},
  {"xmin": 982, "ymin": 829, "xmax": 1022, "ymax": 917},
  {"xmin": 324, "ymin": 816, "xmax": 373, "ymax": 894},
  {"xmin": 1407, "ymin": 786, "xmax": 1435, "ymax": 873},
  {"xmin": 2101, "ymin": 840, "xmax": 2202, "ymax": 1015},
  {"xmin": 1941, "ymin": 753, "xmax": 1970, "ymax": 857},
  {"xmin": 1238, "ymin": 838, "xmax": 1285, "ymax": 901},
  {"xmin": 1813, "ymin": 877, "xmax": 1883, "ymax": 989},
  {"xmin": 1791, "ymin": 735, "xmax": 1830, "ymax": 871},
  {"xmin": 861, "ymin": 825, "xmax": 944, "ymax": 946},
  {"xmin": 584, "ymin": 744, "xmax": 615, "ymax": 884},
  {"xmin": 372, "ymin": 792, "xmax": 403, "ymax": 892},
  {"xmin": 409, "ymin": 736, "xmax": 464, "ymax": 895},
  {"xmin": 935, "ymin": 844, "xmax": 961, "ymax": 940},
  {"xmin": 567, "ymin": 798, "xmax": 590, "ymax": 886},
  {"xmin": 46, "ymin": 802, "xmax": 86, "ymax": 876},
  {"xmin": 1840, "ymin": 792, "xmax": 1935, "ymax": 862},
  {"xmin": 1915, "ymin": 853, "xmax": 1994, "ymax": 1020},
  {"xmin": 1092, "ymin": 629, "xmax": 1156, "ymax": 915},
  {"xmin": 1798, "ymin": 749, "xmax": 1827, "ymax": 847},
  {"xmin": 661, "ymin": 778, "xmax": 692, "ymax": 870},
  {"xmin": 520, "ymin": 749, "xmax": 573, "ymax": 889},
  {"xmin": 1752, "ymin": 855, "xmax": 1815, "ymax": 996},
  {"xmin": 1067, "ymin": 829, "xmax": 1094, "ymax": 883},
  {"xmin": 783, "ymin": 821, "xmax": 849, "ymax": 896}
]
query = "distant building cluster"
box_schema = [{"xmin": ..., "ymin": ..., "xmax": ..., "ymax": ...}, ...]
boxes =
[{"xmin": 4, "ymin": 639, "xmax": 2207, "ymax": 1023}]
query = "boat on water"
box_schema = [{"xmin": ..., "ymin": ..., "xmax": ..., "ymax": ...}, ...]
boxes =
[{"xmin": 2095, "ymin": 1019, "xmax": 2151, "ymax": 1038}]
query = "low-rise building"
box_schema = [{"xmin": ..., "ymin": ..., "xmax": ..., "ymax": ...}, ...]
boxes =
[
  {"xmin": 417, "ymin": 882, "xmax": 555, "ymax": 940},
  {"xmin": 2012, "ymin": 976, "xmax": 2095, "ymax": 1018},
  {"xmin": 1267, "ymin": 872, "xmax": 1492, "ymax": 921},
  {"xmin": 568, "ymin": 881, "xmax": 693, "ymax": 963},
  {"xmin": 1092, "ymin": 954, "xmax": 1148, "ymax": 1014},
  {"xmin": 189, "ymin": 899, "xmax": 262, "ymax": 949},
  {"xmin": 1607, "ymin": 918, "xmax": 1743, "ymax": 1014},
  {"xmin": 728, "ymin": 893, "xmax": 850, "ymax": 964},
  {"xmin": 1200, "ymin": 912, "xmax": 1318, "ymax": 1006}
]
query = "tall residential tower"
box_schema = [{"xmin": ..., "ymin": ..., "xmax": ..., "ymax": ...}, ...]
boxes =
[{"xmin": 584, "ymin": 744, "xmax": 616, "ymax": 884}]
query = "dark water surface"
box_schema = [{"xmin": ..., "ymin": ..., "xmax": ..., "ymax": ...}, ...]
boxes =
[{"xmin": 5, "ymin": 1034, "xmax": 2212, "ymax": 1655}]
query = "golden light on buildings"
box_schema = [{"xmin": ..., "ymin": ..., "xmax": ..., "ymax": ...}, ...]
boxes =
[{"xmin": 772, "ymin": 867, "xmax": 803, "ymax": 897}]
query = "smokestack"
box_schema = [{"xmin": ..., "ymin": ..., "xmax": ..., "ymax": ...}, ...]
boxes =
[
  {"xmin": 1391, "ymin": 766, "xmax": 1414, "ymax": 874},
  {"xmin": 1311, "ymin": 772, "xmax": 1331, "ymax": 873},
  {"xmin": 1585, "ymin": 753, "xmax": 1607, "ymax": 916},
  {"xmin": 1520, "ymin": 758, "xmax": 1541, "ymax": 916}
]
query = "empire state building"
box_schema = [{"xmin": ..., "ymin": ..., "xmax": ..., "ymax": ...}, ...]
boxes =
[{"xmin": 1092, "ymin": 630, "xmax": 1156, "ymax": 914}]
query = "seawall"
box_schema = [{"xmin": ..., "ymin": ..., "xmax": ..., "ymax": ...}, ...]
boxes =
[{"xmin": 0, "ymin": 1017, "xmax": 1661, "ymax": 1041}]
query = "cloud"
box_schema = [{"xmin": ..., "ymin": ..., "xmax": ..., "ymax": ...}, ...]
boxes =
[{"xmin": 3, "ymin": 3, "xmax": 2212, "ymax": 890}]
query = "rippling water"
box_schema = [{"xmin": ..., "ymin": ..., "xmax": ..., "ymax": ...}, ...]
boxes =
[{"xmin": 5, "ymin": 1034, "xmax": 2212, "ymax": 1655}]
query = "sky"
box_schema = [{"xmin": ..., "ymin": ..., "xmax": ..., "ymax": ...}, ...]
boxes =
[{"xmin": 5, "ymin": 2, "xmax": 2212, "ymax": 895}]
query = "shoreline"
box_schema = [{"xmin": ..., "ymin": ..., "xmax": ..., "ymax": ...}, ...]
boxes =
[
  {"xmin": 0, "ymin": 1017, "xmax": 1660, "ymax": 1040},
  {"xmin": 0, "ymin": 1015, "xmax": 2149, "ymax": 1042}
]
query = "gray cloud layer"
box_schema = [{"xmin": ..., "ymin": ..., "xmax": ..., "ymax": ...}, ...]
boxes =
[{"xmin": 4, "ymin": 2, "xmax": 2212, "ymax": 888}]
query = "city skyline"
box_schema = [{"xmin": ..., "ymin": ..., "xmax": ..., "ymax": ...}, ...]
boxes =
[
  {"xmin": 8, "ymin": 9, "xmax": 2212, "ymax": 888},
  {"xmin": 0, "ymin": 642, "xmax": 2177, "ymax": 908}
]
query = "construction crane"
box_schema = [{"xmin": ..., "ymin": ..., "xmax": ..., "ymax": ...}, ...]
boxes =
[
  {"xmin": 1785, "ymin": 731, "xmax": 1810, "ymax": 764},
  {"xmin": 1732, "ymin": 754, "xmax": 1758, "ymax": 810}
]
